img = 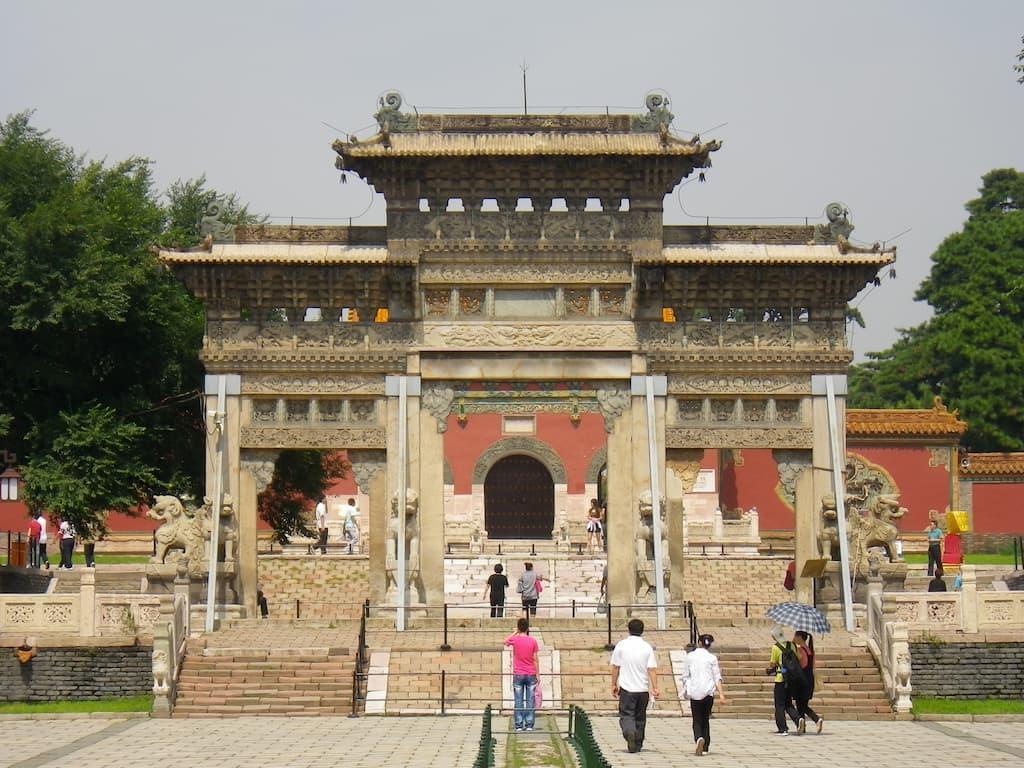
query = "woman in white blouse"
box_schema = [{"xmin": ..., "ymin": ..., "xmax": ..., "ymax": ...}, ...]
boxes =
[{"xmin": 681, "ymin": 633, "xmax": 727, "ymax": 756}]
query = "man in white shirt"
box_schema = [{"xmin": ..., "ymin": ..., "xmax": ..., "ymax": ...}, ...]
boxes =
[
  {"xmin": 339, "ymin": 498, "xmax": 359, "ymax": 545},
  {"xmin": 681, "ymin": 633, "xmax": 727, "ymax": 755},
  {"xmin": 35, "ymin": 513, "xmax": 50, "ymax": 569},
  {"xmin": 315, "ymin": 497, "xmax": 328, "ymax": 554},
  {"xmin": 610, "ymin": 618, "xmax": 659, "ymax": 754}
]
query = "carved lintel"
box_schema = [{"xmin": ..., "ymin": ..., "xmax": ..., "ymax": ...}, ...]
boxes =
[
  {"xmin": 668, "ymin": 427, "xmax": 813, "ymax": 449},
  {"xmin": 423, "ymin": 323, "xmax": 637, "ymax": 350},
  {"xmin": 418, "ymin": 263, "xmax": 631, "ymax": 284},
  {"xmin": 667, "ymin": 374, "xmax": 810, "ymax": 395},
  {"xmin": 240, "ymin": 449, "xmax": 280, "ymax": 494},
  {"xmin": 242, "ymin": 375, "xmax": 385, "ymax": 395},
  {"xmin": 239, "ymin": 426, "xmax": 386, "ymax": 449},
  {"xmin": 421, "ymin": 386, "xmax": 455, "ymax": 433}
]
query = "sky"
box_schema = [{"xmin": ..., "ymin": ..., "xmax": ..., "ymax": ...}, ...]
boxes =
[{"xmin": 3, "ymin": 0, "xmax": 1023, "ymax": 360}]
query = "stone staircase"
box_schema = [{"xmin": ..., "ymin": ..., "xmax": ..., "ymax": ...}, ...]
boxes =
[
  {"xmin": 173, "ymin": 621, "xmax": 359, "ymax": 717},
  {"xmin": 707, "ymin": 645, "xmax": 893, "ymax": 720}
]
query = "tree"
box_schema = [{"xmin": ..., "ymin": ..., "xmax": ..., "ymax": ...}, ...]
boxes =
[
  {"xmin": 1016, "ymin": 35, "xmax": 1024, "ymax": 84},
  {"xmin": 0, "ymin": 112, "xmax": 256, "ymax": 533},
  {"xmin": 259, "ymin": 451, "xmax": 350, "ymax": 544},
  {"xmin": 20, "ymin": 406, "xmax": 159, "ymax": 538},
  {"xmin": 160, "ymin": 175, "xmax": 259, "ymax": 249},
  {"xmin": 849, "ymin": 169, "xmax": 1024, "ymax": 451}
]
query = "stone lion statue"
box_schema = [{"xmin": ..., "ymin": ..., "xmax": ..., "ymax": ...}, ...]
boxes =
[
  {"xmin": 148, "ymin": 495, "xmax": 207, "ymax": 569},
  {"xmin": 151, "ymin": 648, "xmax": 170, "ymax": 694}
]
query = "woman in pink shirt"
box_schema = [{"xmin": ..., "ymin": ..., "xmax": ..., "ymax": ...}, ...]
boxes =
[{"xmin": 505, "ymin": 617, "xmax": 540, "ymax": 732}]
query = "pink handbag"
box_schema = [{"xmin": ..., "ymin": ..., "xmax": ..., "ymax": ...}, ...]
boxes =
[{"xmin": 534, "ymin": 685, "xmax": 543, "ymax": 709}]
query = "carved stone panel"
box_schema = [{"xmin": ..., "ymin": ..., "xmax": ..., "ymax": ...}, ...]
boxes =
[
  {"xmin": 423, "ymin": 323, "xmax": 637, "ymax": 349},
  {"xmin": 773, "ymin": 450, "xmax": 813, "ymax": 507},
  {"xmin": 348, "ymin": 449, "xmax": 386, "ymax": 493},
  {"xmin": 240, "ymin": 426, "xmax": 386, "ymax": 449},
  {"xmin": 240, "ymin": 449, "xmax": 280, "ymax": 494},
  {"xmin": 666, "ymin": 427, "xmax": 814, "ymax": 449},
  {"xmin": 668, "ymin": 374, "xmax": 810, "ymax": 395},
  {"xmin": 242, "ymin": 375, "xmax": 385, "ymax": 395},
  {"xmin": 419, "ymin": 264, "xmax": 631, "ymax": 285}
]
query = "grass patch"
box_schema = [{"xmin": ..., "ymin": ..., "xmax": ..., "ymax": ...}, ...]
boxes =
[
  {"xmin": 912, "ymin": 697, "xmax": 1024, "ymax": 715},
  {"xmin": 903, "ymin": 553, "xmax": 1016, "ymax": 566},
  {"xmin": 0, "ymin": 695, "xmax": 152, "ymax": 714},
  {"xmin": 70, "ymin": 553, "xmax": 150, "ymax": 565}
]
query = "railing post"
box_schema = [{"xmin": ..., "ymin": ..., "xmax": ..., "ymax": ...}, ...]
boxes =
[
  {"xmin": 744, "ymin": 600, "xmax": 749, "ymax": 618},
  {"xmin": 440, "ymin": 669, "xmax": 447, "ymax": 716},
  {"xmin": 364, "ymin": 598, "xmax": 370, "ymax": 619},
  {"xmin": 295, "ymin": 598, "xmax": 300, "ymax": 619},
  {"xmin": 604, "ymin": 604, "xmax": 614, "ymax": 651},
  {"xmin": 349, "ymin": 668, "xmax": 359, "ymax": 718},
  {"xmin": 440, "ymin": 603, "xmax": 452, "ymax": 651},
  {"xmin": 572, "ymin": 599, "xmax": 576, "ymax": 618}
]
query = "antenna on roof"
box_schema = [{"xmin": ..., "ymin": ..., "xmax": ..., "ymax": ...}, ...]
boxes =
[{"xmin": 520, "ymin": 60, "xmax": 529, "ymax": 116}]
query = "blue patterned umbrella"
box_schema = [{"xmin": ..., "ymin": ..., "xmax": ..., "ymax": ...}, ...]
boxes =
[{"xmin": 765, "ymin": 602, "xmax": 831, "ymax": 634}]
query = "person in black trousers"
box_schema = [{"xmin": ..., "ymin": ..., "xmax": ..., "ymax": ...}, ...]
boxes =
[
  {"xmin": 483, "ymin": 564, "xmax": 509, "ymax": 618},
  {"xmin": 681, "ymin": 634, "xmax": 727, "ymax": 755},
  {"xmin": 926, "ymin": 520, "xmax": 944, "ymax": 576},
  {"xmin": 768, "ymin": 626, "xmax": 801, "ymax": 734},
  {"xmin": 793, "ymin": 631, "xmax": 823, "ymax": 733}
]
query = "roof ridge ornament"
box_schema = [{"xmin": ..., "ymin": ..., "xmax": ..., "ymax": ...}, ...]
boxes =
[
  {"xmin": 199, "ymin": 198, "xmax": 235, "ymax": 244},
  {"xmin": 375, "ymin": 91, "xmax": 418, "ymax": 133},
  {"xmin": 631, "ymin": 91, "xmax": 674, "ymax": 133}
]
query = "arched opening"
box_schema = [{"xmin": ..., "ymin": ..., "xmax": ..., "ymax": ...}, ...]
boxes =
[{"xmin": 484, "ymin": 454, "xmax": 554, "ymax": 539}]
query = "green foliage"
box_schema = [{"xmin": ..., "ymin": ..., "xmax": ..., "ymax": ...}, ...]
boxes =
[
  {"xmin": 849, "ymin": 169, "xmax": 1024, "ymax": 451},
  {"xmin": 159, "ymin": 175, "xmax": 262, "ymax": 249},
  {"xmin": 21, "ymin": 406, "xmax": 159, "ymax": 538},
  {"xmin": 258, "ymin": 451, "xmax": 350, "ymax": 544},
  {"xmin": 0, "ymin": 111, "xmax": 258, "ymax": 534},
  {"xmin": 0, "ymin": 696, "xmax": 153, "ymax": 714},
  {"xmin": 912, "ymin": 697, "xmax": 1024, "ymax": 715},
  {"xmin": 1016, "ymin": 35, "xmax": 1024, "ymax": 84}
]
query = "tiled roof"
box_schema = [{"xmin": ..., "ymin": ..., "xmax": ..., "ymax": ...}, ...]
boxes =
[
  {"xmin": 335, "ymin": 132, "xmax": 720, "ymax": 158},
  {"xmin": 961, "ymin": 453, "xmax": 1024, "ymax": 477},
  {"xmin": 662, "ymin": 244, "xmax": 896, "ymax": 267},
  {"xmin": 159, "ymin": 244, "xmax": 389, "ymax": 265},
  {"xmin": 846, "ymin": 398, "xmax": 967, "ymax": 441}
]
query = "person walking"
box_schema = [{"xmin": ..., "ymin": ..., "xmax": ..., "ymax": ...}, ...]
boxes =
[
  {"xmin": 517, "ymin": 562, "xmax": 540, "ymax": 616},
  {"xmin": 793, "ymin": 631, "xmax": 823, "ymax": 733},
  {"xmin": 483, "ymin": 564, "xmax": 509, "ymax": 618},
  {"xmin": 681, "ymin": 633, "xmax": 726, "ymax": 755},
  {"xmin": 58, "ymin": 519, "xmax": 75, "ymax": 569},
  {"xmin": 35, "ymin": 513, "xmax": 49, "ymax": 569},
  {"xmin": 315, "ymin": 496, "xmax": 328, "ymax": 554},
  {"xmin": 339, "ymin": 497, "xmax": 359, "ymax": 545},
  {"xmin": 767, "ymin": 625, "xmax": 801, "ymax": 735},
  {"xmin": 925, "ymin": 519, "xmax": 944, "ymax": 577},
  {"xmin": 505, "ymin": 617, "xmax": 540, "ymax": 732},
  {"xmin": 610, "ymin": 618, "xmax": 659, "ymax": 754},
  {"xmin": 27, "ymin": 516, "xmax": 41, "ymax": 568}
]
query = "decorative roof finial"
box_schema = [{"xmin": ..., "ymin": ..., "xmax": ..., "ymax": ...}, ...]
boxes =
[
  {"xmin": 631, "ymin": 91, "xmax": 674, "ymax": 132},
  {"xmin": 374, "ymin": 91, "xmax": 417, "ymax": 133},
  {"xmin": 199, "ymin": 198, "xmax": 235, "ymax": 243}
]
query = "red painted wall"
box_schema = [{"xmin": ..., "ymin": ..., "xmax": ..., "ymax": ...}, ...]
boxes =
[
  {"xmin": 850, "ymin": 446, "xmax": 952, "ymax": 532},
  {"xmin": 444, "ymin": 412, "xmax": 607, "ymax": 494},
  {"xmin": 971, "ymin": 482, "xmax": 1024, "ymax": 533},
  {"xmin": 723, "ymin": 449, "xmax": 794, "ymax": 530}
]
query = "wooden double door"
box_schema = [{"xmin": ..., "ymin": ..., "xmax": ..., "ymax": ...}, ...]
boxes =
[{"xmin": 484, "ymin": 454, "xmax": 555, "ymax": 539}]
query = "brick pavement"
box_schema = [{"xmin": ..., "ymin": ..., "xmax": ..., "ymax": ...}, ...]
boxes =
[{"xmin": 2, "ymin": 715, "xmax": 1022, "ymax": 767}]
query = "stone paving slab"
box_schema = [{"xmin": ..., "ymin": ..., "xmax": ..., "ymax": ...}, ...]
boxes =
[
  {"xmin": 588, "ymin": 716, "xmax": 1024, "ymax": 767},
  {"xmin": 0, "ymin": 716, "xmax": 484, "ymax": 768}
]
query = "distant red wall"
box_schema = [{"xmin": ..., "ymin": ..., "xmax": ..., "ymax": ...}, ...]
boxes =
[
  {"xmin": 850, "ymin": 446, "xmax": 952, "ymax": 533},
  {"xmin": 444, "ymin": 412, "xmax": 607, "ymax": 494},
  {"xmin": 724, "ymin": 449, "xmax": 794, "ymax": 530},
  {"xmin": 971, "ymin": 481, "xmax": 1024, "ymax": 533}
]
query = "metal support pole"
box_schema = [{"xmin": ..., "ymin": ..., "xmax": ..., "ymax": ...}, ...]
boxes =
[
  {"xmin": 604, "ymin": 604, "xmax": 614, "ymax": 651},
  {"xmin": 205, "ymin": 374, "xmax": 227, "ymax": 633},
  {"xmin": 572, "ymin": 599, "xmax": 576, "ymax": 618},
  {"xmin": 396, "ymin": 375, "xmax": 408, "ymax": 631},
  {"xmin": 295, "ymin": 599, "xmax": 300, "ymax": 619},
  {"xmin": 644, "ymin": 376, "xmax": 667, "ymax": 630},
  {"xmin": 825, "ymin": 375, "xmax": 855, "ymax": 632},
  {"xmin": 440, "ymin": 603, "xmax": 451, "ymax": 651},
  {"xmin": 349, "ymin": 668, "xmax": 359, "ymax": 718},
  {"xmin": 440, "ymin": 670, "xmax": 447, "ymax": 715}
]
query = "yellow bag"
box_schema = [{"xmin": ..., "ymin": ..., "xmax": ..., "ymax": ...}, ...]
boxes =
[{"xmin": 946, "ymin": 510, "xmax": 969, "ymax": 534}]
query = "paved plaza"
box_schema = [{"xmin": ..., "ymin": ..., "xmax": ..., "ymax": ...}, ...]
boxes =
[{"xmin": 1, "ymin": 714, "xmax": 1023, "ymax": 768}]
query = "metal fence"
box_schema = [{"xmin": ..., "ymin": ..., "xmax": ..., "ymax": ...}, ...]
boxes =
[{"xmin": 568, "ymin": 706, "xmax": 612, "ymax": 768}]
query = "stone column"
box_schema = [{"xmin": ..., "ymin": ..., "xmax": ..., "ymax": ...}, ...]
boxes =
[
  {"xmin": 238, "ymin": 449, "xmax": 278, "ymax": 616},
  {"xmin": 79, "ymin": 567, "xmax": 96, "ymax": 637},
  {"xmin": 667, "ymin": 450, "xmax": 703, "ymax": 604},
  {"xmin": 205, "ymin": 374, "xmax": 241, "ymax": 605},
  {"xmin": 601, "ymin": 387, "xmax": 634, "ymax": 610},
  {"xmin": 418, "ymin": 402, "xmax": 444, "ymax": 607},
  {"xmin": 960, "ymin": 564, "xmax": 978, "ymax": 633},
  {"xmin": 350, "ymin": 450, "xmax": 387, "ymax": 604},
  {"xmin": 794, "ymin": 465, "xmax": 816, "ymax": 605}
]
